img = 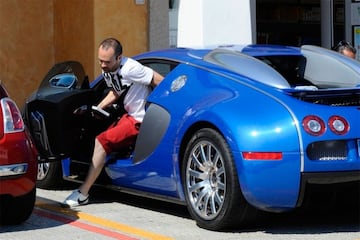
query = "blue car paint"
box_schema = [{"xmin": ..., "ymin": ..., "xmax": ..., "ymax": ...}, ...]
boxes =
[
  {"xmin": 137, "ymin": 62, "xmax": 303, "ymax": 209},
  {"xmin": 58, "ymin": 44, "xmax": 360, "ymax": 212}
]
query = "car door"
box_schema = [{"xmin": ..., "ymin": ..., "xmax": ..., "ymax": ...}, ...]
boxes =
[{"xmin": 24, "ymin": 61, "xmax": 99, "ymax": 162}]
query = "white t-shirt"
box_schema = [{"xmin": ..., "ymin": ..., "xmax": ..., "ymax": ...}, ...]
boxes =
[{"xmin": 103, "ymin": 57, "xmax": 153, "ymax": 122}]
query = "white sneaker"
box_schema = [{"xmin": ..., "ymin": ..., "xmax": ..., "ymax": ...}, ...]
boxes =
[{"xmin": 62, "ymin": 189, "xmax": 89, "ymax": 208}]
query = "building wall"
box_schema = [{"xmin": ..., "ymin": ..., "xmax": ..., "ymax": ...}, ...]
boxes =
[
  {"xmin": 53, "ymin": 0, "xmax": 94, "ymax": 81},
  {"xmin": 0, "ymin": 0, "xmax": 54, "ymax": 107},
  {"xmin": 0, "ymin": 0, "xmax": 149, "ymax": 107},
  {"xmin": 93, "ymin": 0, "xmax": 149, "ymax": 78}
]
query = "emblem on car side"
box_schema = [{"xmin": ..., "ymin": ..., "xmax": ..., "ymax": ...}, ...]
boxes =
[{"xmin": 170, "ymin": 75, "xmax": 187, "ymax": 92}]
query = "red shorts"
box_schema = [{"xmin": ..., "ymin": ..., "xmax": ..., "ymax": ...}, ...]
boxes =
[{"xmin": 96, "ymin": 114, "xmax": 140, "ymax": 154}]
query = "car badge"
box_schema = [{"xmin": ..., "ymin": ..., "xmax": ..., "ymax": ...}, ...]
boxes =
[{"xmin": 171, "ymin": 75, "xmax": 187, "ymax": 92}]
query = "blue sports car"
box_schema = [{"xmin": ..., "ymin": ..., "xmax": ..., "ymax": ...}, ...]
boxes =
[{"xmin": 23, "ymin": 44, "xmax": 360, "ymax": 230}]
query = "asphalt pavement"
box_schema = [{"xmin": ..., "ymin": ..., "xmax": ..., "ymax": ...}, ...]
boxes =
[{"xmin": 0, "ymin": 186, "xmax": 359, "ymax": 240}]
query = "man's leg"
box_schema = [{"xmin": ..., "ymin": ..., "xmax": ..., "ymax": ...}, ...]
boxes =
[
  {"xmin": 62, "ymin": 114, "xmax": 139, "ymax": 207},
  {"xmin": 62, "ymin": 138, "xmax": 106, "ymax": 207},
  {"xmin": 79, "ymin": 138, "xmax": 107, "ymax": 196}
]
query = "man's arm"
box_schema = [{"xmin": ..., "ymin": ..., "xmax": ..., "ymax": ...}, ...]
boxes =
[
  {"xmin": 151, "ymin": 70, "xmax": 164, "ymax": 87},
  {"xmin": 97, "ymin": 89, "xmax": 119, "ymax": 109}
]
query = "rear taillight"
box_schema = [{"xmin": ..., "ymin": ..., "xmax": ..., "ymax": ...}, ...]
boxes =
[
  {"xmin": 302, "ymin": 115, "xmax": 350, "ymax": 136},
  {"xmin": 302, "ymin": 115, "xmax": 326, "ymax": 136},
  {"xmin": 328, "ymin": 115, "xmax": 349, "ymax": 135},
  {"xmin": 1, "ymin": 97, "xmax": 24, "ymax": 133}
]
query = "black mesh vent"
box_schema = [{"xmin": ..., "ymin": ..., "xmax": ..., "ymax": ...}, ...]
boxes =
[{"xmin": 307, "ymin": 140, "xmax": 347, "ymax": 161}]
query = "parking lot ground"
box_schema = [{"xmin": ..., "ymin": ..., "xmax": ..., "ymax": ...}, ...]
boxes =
[
  {"xmin": 33, "ymin": 195, "xmax": 174, "ymax": 240},
  {"xmin": 1, "ymin": 185, "xmax": 359, "ymax": 240}
]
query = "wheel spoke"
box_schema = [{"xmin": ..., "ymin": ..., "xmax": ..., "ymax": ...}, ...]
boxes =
[
  {"xmin": 191, "ymin": 152, "xmax": 207, "ymax": 172},
  {"xmin": 189, "ymin": 179, "xmax": 209, "ymax": 193},
  {"xmin": 196, "ymin": 188, "xmax": 211, "ymax": 215},
  {"xmin": 188, "ymin": 168, "xmax": 208, "ymax": 181},
  {"xmin": 37, "ymin": 163, "xmax": 49, "ymax": 180},
  {"xmin": 199, "ymin": 144, "xmax": 208, "ymax": 163},
  {"xmin": 206, "ymin": 144, "xmax": 214, "ymax": 163},
  {"xmin": 217, "ymin": 181, "xmax": 225, "ymax": 191},
  {"xmin": 203, "ymin": 193, "xmax": 212, "ymax": 216},
  {"xmin": 194, "ymin": 185, "xmax": 209, "ymax": 206},
  {"xmin": 214, "ymin": 190, "xmax": 223, "ymax": 206},
  {"xmin": 216, "ymin": 166, "xmax": 225, "ymax": 189},
  {"xmin": 209, "ymin": 193, "xmax": 218, "ymax": 215},
  {"xmin": 216, "ymin": 165, "xmax": 224, "ymax": 176}
]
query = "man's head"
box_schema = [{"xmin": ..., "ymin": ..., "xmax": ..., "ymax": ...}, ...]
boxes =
[
  {"xmin": 332, "ymin": 40, "xmax": 357, "ymax": 59},
  {"xmin": 98, "ymin": 38, "xmax": 123, "ymax": 72}
]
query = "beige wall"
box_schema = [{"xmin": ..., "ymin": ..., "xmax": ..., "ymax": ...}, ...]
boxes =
[
  {"xmin": 93, "ymin": 0, "xmax": 149, "ymax": 78},
  {"xmin": 53, "ymin": 0, "xmax": 94, "ymax": 80},
  {"xmin": 0, "ymin": 0, "xmax": 149, "ymax": 108},
  {"xmin": 0, "ymin": 0, "xmax": 54, "ymax": 108}
]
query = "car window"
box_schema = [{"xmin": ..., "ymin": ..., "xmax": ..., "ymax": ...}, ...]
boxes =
[
  {"xmin": 49, "ymin": 73, "xmax": 78, "ymax": 89},
  {"xmin": 256, "ymin": 55, "xmax": 312, "ymax": 87},
  {"xmin": 140, "ymin": 60, "xmax": 179, "ymax": 77}
]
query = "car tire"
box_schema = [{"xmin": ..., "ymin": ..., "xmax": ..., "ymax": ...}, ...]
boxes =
[
  {"xmin": 182, "ymin": 128, "xmax": 258, "ymax": 231},
  {"xmin": 37, "ymin": 161, "xmax": 64, "ymax": 189},
  {"xmin": 0, "ymin": 187, "xmax": 36, "ymax": 225}
]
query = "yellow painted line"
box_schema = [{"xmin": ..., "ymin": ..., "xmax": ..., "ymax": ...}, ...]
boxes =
[{"xmin": 36, "ymin": 200, "xmax": 174, "ymax": 240}]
